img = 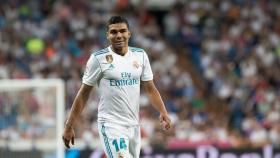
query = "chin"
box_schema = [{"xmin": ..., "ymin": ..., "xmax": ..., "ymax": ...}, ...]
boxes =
[{"xmin": 113, "ymin": 44, "xmax": 124, "ymax": 49}]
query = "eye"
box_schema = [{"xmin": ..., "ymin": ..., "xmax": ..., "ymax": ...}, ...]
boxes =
[{"xmin": 110, "ymin": 30, "xmax": 117, "ymax": 34}]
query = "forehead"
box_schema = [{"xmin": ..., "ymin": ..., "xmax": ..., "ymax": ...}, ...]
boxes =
[{"xmin": 108, "ymin": 23, "xmax": 128, "ymax": 31}]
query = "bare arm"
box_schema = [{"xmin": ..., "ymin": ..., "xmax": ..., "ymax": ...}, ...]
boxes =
[
  {"xmin": 62, "ymin": 83, "xmax": 93, "ymax": 148},
  {"xmin": 141, "ymin": 80, "xmax": 171, "ymax": 130},
  {"xmin": 65, "ymin": 83, "xmax": 93, "ymax": 129}
]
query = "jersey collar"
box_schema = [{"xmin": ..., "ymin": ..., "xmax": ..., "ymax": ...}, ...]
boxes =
[{"xmin": 108, "ymin": 46, "xmax": 130, "ymax": 57}]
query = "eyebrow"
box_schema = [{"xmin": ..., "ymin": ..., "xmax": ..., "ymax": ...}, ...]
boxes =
[{"xmin": 109, "ymin": 28, "xmax": 128, "ymax": 32}]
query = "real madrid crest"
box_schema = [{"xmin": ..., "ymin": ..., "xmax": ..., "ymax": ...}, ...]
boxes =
[
  {"xmin": 118, "ymin": 152, "xmax": 124, "ymax": 158},
  {"xmin": 106, "ymin": 55, "xmax": 113, "ymax": 63},
  {"xmin": 133, "ymin": 60, "xmax": 139, "ymax": 69}
]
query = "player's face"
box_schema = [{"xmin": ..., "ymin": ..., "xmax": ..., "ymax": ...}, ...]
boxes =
[{"xmin": 107, "ymin": 23, "xmax": 131, "ymax": 50}]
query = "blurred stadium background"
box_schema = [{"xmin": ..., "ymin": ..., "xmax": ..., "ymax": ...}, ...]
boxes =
[{"xmin": 0, "ymin": 0, "xmax": 280, "ymax": 157}]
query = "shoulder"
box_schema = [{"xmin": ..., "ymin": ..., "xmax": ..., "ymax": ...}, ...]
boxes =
[
  {"xmin": 90, "ymin": 47, "xmax": 111, "ymax": 63},
  {"xmin": 129, "ymin": 47, "xmax": 149, "ymax": 63},
  {"xmin": 92, "ymin": 47, "xmax": 110, "ymax": 57},
  {"xmin": 129, "ymin": 47, "xmax": 145, "ymax": 54}
]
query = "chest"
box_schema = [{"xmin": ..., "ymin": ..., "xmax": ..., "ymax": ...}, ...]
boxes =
[{"xmin": 100, "ymin": 54, "xmax": 143, "ymax": 80}]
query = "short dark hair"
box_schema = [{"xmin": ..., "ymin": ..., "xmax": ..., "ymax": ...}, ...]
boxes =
[{"xmin": 107, "ymin": 16, "xmax": 129, "ymax": 30}]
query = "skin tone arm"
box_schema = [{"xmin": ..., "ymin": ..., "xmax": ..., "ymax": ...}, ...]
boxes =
[
  {"xmin": 62, "ymin": 83, "xmax": 93, "ymax": 148},
  {"xmin": 141, "ymin": 80, "xmax": 171, "ymax": 130}
]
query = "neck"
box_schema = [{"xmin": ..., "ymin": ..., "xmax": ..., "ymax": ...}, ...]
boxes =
[{"xmin": 111, "ymin": 46, "xmax": 128, "ymax": 56}]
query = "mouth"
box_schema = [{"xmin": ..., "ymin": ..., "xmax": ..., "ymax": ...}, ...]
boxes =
[{"xmin": 114, "ymin": 41, "xmax": 124, "ymax": 46}]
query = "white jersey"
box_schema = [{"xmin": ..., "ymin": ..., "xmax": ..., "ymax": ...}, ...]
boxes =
[{"xmin": 82, "ymin": 46, "xmax": 153, "ymax": 126}]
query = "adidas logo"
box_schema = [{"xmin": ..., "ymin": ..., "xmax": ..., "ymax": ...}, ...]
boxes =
[{"xmin": 109, "ymin": 64, "xmax": 114, "ymax": 69}]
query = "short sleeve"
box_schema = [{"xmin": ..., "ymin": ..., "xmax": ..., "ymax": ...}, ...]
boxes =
[
  {"xmin": 141, "ymin": 51, "xmax": 153, "ymax": 81},
  {"xmin": 82, "ymin": 55, "xmax": 102, "ymax": 86}
]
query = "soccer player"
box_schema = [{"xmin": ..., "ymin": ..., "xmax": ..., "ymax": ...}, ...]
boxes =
[{"xmin": 62, "ymin": 15, "xmax": 171, "ymax": 158}]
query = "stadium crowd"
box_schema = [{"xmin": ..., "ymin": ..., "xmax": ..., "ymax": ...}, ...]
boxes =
[{"xmin": 0, "ymin": 0, "xmax": 279, "ymax": 150}]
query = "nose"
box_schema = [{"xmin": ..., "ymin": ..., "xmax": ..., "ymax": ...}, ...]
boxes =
[{"xmin": 116, "ymin": 32, "xmax": 122, "ymax": 39}]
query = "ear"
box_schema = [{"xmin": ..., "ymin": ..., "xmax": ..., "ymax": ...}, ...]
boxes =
[
  {"xmin": 106, "ymin": 31, "xmax": 109, "ymax": 39},
  {"xmin": 128, "ymin": 31, "xmax": 131, "ymax": 38}
]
